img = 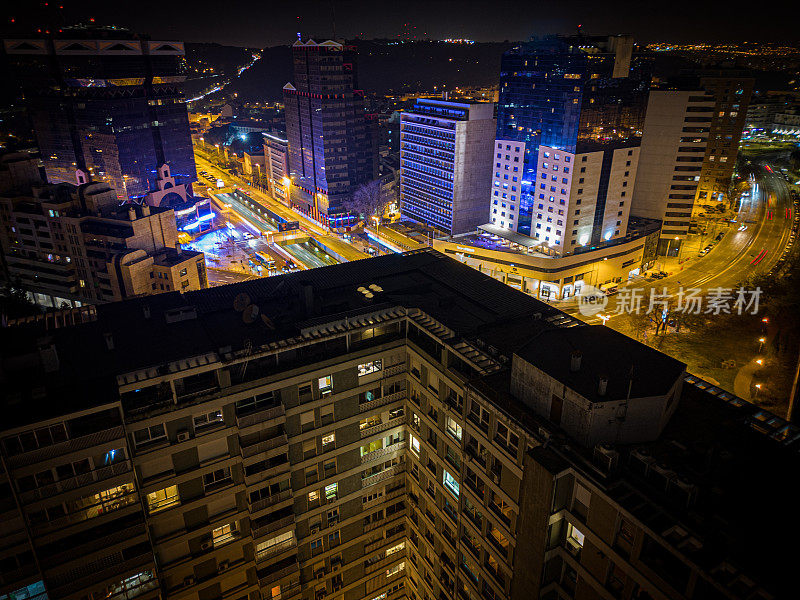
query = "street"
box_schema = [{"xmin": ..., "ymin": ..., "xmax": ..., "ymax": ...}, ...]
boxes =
[{"xmin": 569, "ymin": 166, "xmax": 796, "ymax": 325}]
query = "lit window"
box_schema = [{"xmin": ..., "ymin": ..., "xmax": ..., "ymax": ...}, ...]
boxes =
[
  {"xmin": 386, "ymin": 541, "xmax": 405, "ymax": 556},
  {"xmin": 443, "ymin": 470, "xmax": 460, "ymax": 498},
  {"xmin": 410, "ymin": 434, "xmax": 421, "ymax": 456},
  {"xmin": 324, "ymin": 483, "xmax": 338, "ymax": 501},
  {"xmin": 445, "ymin": 417, "xmax": 462, "ymax": 441},
  {"xmin": 308, "ymin": 490, "xmax": 320, "ymax": 503},
  {"xmin": 567, "ymin": 523, "xmax": 585, "ymax": 549},
  {"xmin": 386, "ymin": 562, "xmax": 405, "ymax": 578},
  {"xmin": 322, "ymin": 433, "xmax": 336, "ymax": 449},
  {"xmin": 146, "ymin": 485, "xmax": 179, "ymax": 513},
  {"xmin": 358, "ymin": 360, "xmax": 382, "ymax": 377},
  {"xmin": 318, "ymin": 375, "xmax": 333, "ymax": 396},
  {"xmin": 212, "ymin": 521, "xmax": 238, "ymax": 546}
]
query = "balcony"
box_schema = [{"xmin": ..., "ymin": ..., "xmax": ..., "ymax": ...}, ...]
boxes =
[
  {"xmin": 256, "ymin": 537, "xmax": 298, "ymax": 562},
  {"xmin": 360, "ymin": 414, "xmax": 406, "ymax": 439},
  {"xmin": 359, "ymin": 390, "xmax": 405, "ymax": 413},
  {"xmin": 251, "ymin": 514, "xmax": 294, "ymax": 540},
  {"xmin": 39, "ymin": 522, "xmax": 147, "ymax": 569},
  {"xmin": 240, "ymin": 433, "xmax": 288, "ymax": 458},
  {"xmin": 237, "ymin": 404, "xmax": 285, "ymax": 429},
  {"xmin": 361, "ymin": 442, "xmax": 406, "ymax": 465},
  {"xmin": 362, "ymin": 463, "xmax": 405, "ymax": 488},
  {"xmin": 382, "ymin": 363, "xmax": 408, "ymax": 378},
  {"xmin": 7, "ymin": 426, "xmax": 125, "ymax": 468},
  {"xmin": 19, "ymin": 460, "xmax": 132, "ymax": 504},
  {"xmin": 249, "ymin": 489, "xmax": 292, "ymax": 514},
  {"xmin": 257, "ymin": 556, "xmax": 299, "ymax": 587},
  {"xmin": 48, "ymin": 549, "xmax": 153, "ymax": 598}
]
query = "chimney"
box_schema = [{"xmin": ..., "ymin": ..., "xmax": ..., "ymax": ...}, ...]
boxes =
[
  {"xmin": 103, "ymin": 332, "xmax": 115, "ymax": 350},
  {"xmin": 598, "ymin": 376, "xmax": 608, "ymax": 397},
  {"xmin": 141, "ymin": 204, "xmax": 151, "ymax": 216},
  {"xmin": 127, "ymin": 207, "xmax": 136, "ymax": 221},
  {"xmin": 570, "ymin": 350, "xmax": 582, "ymax": 372},
  {"xmin": 143, "ymin": 305, "xmax": 151, "ymax": 319}
]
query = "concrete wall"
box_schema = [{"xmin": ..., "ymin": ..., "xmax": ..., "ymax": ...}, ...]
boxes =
[{"xmin": 451, "ymin": 117, "xmax": 496, "ymax": 234}]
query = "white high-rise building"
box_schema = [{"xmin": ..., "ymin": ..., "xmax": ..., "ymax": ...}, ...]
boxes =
[{"xmin": 400, "ymin": 99, "xmax": 495, "ymax": 235}]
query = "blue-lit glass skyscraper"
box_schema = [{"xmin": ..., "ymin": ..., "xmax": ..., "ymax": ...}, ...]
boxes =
[{"xmin": 492, "ymin": 35, "xmax": 651, "ymax": 250}]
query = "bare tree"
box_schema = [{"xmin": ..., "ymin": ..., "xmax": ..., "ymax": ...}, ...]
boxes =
[{"xmin": 342, "ymin": 179, "xmax": 387, "ymax": 221}]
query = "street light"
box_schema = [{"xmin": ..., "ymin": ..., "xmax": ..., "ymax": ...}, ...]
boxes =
[{"xmin": 755, "ymin": 358, "xmax": 763, "ymax": 365}]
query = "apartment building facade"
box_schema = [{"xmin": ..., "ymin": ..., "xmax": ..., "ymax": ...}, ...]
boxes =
[
  {"xmin": 0, "ymin": 155, "xmax": 206, "ymax": 307},
  {"xmin": 0, "ymin": 250, "xmax": 791, "ymax": 600},
  {"xmin": 694, "ymin": 76, "xmax": 754, "ymax": 205},
  {"xmin": 400, "ymin": 99, "xmax": 495, "ymax": 235},
  {"xmin": 632, "ymin": 90, "xmax": 715, "ymax": 248}
]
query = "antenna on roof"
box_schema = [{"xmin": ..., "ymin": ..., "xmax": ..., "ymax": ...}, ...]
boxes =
[
  {"xmin": 330, "ymin": 0, "xmax": 337, "ymax": 41},
  {"xmin": 242, "ymin": 304, "xmax": 260, "ymax": 324}
]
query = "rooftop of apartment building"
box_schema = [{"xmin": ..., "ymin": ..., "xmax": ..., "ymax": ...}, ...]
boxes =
[
  {"xmin": 524, "ymin": 377, "xmax": 800, "ymax": 598},
  {"xmin": 516, "ymin": 325, "xmax": 685, "ymax": 402},
  {"xmin": 0, "ymin": 249, "xmax": 569, "ymax": 428},
  {"xmin": 152, "ymin": 247, "xmax": 204, "ymax": 267},
  {"xmin": 1, "ymin": 248, "xmax": 797, "ymax": 594}
]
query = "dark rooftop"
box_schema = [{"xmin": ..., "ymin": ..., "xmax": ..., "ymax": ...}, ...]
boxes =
[
  {"xmin": 0, "ymin": 249, "xmax": 565, "ymax": 428},
  {"xmin": 515, "ymin": 325, "xmax": 686, "ymax": 402}
]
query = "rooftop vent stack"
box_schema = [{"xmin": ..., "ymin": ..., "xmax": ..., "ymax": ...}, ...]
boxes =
[
  {"xmin": 38, "ymin": 342, "xmax": 60, "ymax": 373},
  {"xmin": 143, "ymin": 305, "xmax": 151, "ymax": 319},
  {"xmin": 142, "ymin": 204, "xmax": 151, "ymax": 216},
  {"xmin": 301, "ymin": 282, "xmax": 314, "ymax": 315},
  {"xmin": 104, "ymin": 332, "xmax": 115, "ymax": 351},
  {"xmin": 128, "ymin": 207, "xmax": 136, "ymax": 221},
  {"xmin": 570, "ymin": 350, "xmax": 582, "ymax": 372},
  {"xmin": 598, "ymin": 376, "xmax": 608, "ymax": 397}
]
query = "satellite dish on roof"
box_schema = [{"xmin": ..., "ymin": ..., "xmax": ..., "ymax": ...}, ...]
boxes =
[
  {"xmin": 368, "ymin": 284, "xmax": 383, "ymax": 292},
  {"xmin": 233, "ymin": 293, "xmax": 251, "ymax": 312},
  {"xmin": 242, "ymin": 304, "xmax": 260, "ymax": 324},
  {"xmin": 357, "ymin": 286, "xmax": 368, "ymax": 293}
]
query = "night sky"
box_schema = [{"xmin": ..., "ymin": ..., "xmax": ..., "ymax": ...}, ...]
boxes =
[{"xmin": 4, "ymin": 0, "xmax": 799, "ymax": 48}]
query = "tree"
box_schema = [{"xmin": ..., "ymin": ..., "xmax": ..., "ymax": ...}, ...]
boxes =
[
  {"xmin": 790, "ymin": 148, "xmax": 800, "ymax": 171},
  {"xmin": 341, "ymin": 179, "xmax": 387, "ymax": 221}
]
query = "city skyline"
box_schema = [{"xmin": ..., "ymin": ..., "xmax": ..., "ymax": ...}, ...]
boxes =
[
  {"xmin": 1, "ymin": 11, "xmax": 800, "ymax": 600},
  {"xmin": 3, "ymin": 0, "xmax": 798, "ymax": 49}
]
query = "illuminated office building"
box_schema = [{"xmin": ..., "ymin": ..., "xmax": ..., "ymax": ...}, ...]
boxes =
[
  {"xmin": 3, "ymin": 28, "xmax": 197, "ymax": 206},
  {"xmin": 492, "ymin": 35, "xmax": 651, "ymax": 253},
  {"xmin": 283, "ymin": 40, "xmax": 377, "ymax": 225},
  {"xmin": 400, "ymin": 99, "xmax": 495, "ymax": 235}
]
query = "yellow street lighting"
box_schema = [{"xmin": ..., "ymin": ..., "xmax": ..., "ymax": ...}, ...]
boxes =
[
  {"xmin": 759, "ymin": 337, "xmax": 766, "ymax": 343},
  {"xmin": 755, "ymin": 359, "xmax": 763, "ymax": 365},
  {"xmin": 755, "ymin": 383, "xmax": 762, "ymax": 389}
]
